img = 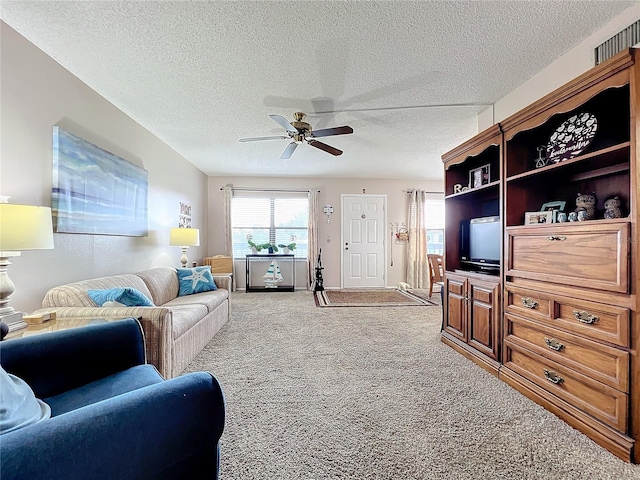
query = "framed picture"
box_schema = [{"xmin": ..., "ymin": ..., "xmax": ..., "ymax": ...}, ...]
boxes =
[
  {"xmin": 541, "ymin": 201, "xmax": 566, "ymax": 212},
  {"xmin": 52, "ymin": 127, "xmax": 149, "ymax": 236},
  {"xmin": 524, "ymin": 211, "xmax": 553, "ymax": 225},
  {"xmin": 469, "ymin": 164, "xmax": 491, "ymax": 189}
]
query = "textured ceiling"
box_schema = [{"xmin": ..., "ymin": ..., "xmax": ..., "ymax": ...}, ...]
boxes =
[{"xmin": 1, "ymin": 1, "xmax": 635, "ymax": 180}]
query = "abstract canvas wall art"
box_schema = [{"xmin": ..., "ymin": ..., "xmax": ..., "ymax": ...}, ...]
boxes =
[{"xmin": 52, "ymin": 127, "xmax": 148, "ymax": 236}]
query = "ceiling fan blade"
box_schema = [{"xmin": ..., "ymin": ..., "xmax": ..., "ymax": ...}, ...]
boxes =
[
  {"xmin": 269, "ymin": 115, "xmax": 299, "ymax": 133},
  {"xmin": 307, "ymin": 139, "xmax": 343, "ymax": 156},
  {"xmin": 239, "ymin": 135, "xmax": 288, "ymax": 142},
  {"xmin": 311, "ymin": 125, "xmax": 354, "ymax": 138},
  {"xmin": 281, "ymin": 142, "xmax": 298, "ymax": 159}
]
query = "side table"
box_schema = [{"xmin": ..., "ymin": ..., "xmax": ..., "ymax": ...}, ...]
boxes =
[
  {"xmin": 245, "ymin": 254, "xmax": 295, "ymax": 292},
  {"xmin": 4, "ymin": 316, "xmax": 140, "ymax": 340}
]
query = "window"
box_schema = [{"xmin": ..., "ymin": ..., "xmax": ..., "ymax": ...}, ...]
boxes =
[
  {"xmin": 425, "ymin": 195, "xmax": 444, "ymax": 255},
  {"xmin": 231, "ymin": 194, "xmax": 308, "ymax": 259}
]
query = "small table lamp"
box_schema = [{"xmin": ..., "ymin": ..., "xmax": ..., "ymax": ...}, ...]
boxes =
[
  {"xmin": 0, "ymin": 199, "xmax": 54, "ymax": 328},
  {"xmin": 170, "ymin": 228, "xmax": 200, "ymax": 267}
]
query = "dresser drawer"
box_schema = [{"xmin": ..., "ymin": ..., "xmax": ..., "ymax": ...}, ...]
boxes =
[
  {"xmin": 505, "ymin": 285, "xmax": 630, "ymax": 347},
  {"xmin": 504, "ymin": 343, "xmax": 628, "ymax": 432},
  {"xmin": 506, "ymin": 221, "xmax": 630, "ymax": 293},
  {"xmin": 505, "ymin": 285, "xmax": 551, "ymax": 321},
  {"xmin": 504, "ymin": 313, "xmax": 629, "ymax": 392}
]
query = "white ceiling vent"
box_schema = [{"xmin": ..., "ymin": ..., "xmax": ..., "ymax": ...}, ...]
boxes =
[{"xmin": 595, "ymin": 19, "xmax": 640, "ymax": 65}]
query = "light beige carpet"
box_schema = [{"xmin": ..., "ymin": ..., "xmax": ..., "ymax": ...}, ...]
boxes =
[{"xmin": 185, "ymin": 291, "xmax": 640, "ymax": 480}]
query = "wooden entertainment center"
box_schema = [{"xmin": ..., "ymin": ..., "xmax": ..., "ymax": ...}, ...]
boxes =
[{"xmin": 441, "ymin": 48, "xmax": 639, "ymax": 462}]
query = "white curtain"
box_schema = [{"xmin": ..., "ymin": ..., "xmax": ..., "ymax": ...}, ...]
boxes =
[
  {"xmin": 307, "ymin": 188, "xmax": 320, "ymax": 290},
  {"xmin": 222, "ymin": 184, "xmax": 235, "ymax": 290},
  {"xmin": 406, "ymin": 189, "xmax": 429, "ymax": 289}
]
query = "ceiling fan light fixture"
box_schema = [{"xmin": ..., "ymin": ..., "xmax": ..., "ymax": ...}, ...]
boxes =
[{"xmin": 239, "ymin": 112, "xmax": 353, "ymax": 159}]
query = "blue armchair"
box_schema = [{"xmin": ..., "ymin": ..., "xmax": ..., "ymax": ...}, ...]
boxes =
[{"xmin": 0, "ymin": 319, "xmax": 225, "ymax": 479}]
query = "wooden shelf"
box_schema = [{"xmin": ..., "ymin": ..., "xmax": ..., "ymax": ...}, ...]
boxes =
[
  {"xmin": 445, "ymin": 180, "xmax": 500, "ymax": 199},
  {"xmin": 506, "ymin": 142, "xmax": 630, "ymax": 183}
]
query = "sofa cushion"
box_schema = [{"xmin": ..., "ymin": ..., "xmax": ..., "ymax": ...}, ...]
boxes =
[
  {"xmin": 87, "ymin": 288, "xmax": 155, "ymax": 307},
  {"xmin": 163, "ymin": 289, "xmax": 228, "ymax": 314},
  {"xmin": 177, "ymin": 267, "xmax": 217, "ymax": 296},
  {"xmin": 135, "ymin": 267, "xmax": 180, "ymax": 306},
  {"xmin": 42, "ymin": 274, "xmax": 154, "ymax": 308},
  {"xmin": 44, "ymin": 365, "xmax": 163, "ymax": 416},
  {"xmin": 0, "ymin": 366, "xmax": 51, "ymax": 433},
  {"xmin": 169, "ymin": 304, "xmax": 209, "ymax": 339}
]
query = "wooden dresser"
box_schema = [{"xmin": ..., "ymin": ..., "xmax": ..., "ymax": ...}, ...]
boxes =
[{"xmin": 441, "ymin": 48, "xmax": 639, "ymax": 462}]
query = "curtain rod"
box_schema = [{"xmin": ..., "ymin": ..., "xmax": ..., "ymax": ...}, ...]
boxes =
[{"xmin": 220, "ymin": 186, "xmax": 313, "ymax": 193}]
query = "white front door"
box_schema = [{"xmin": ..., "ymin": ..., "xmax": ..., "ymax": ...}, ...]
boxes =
[{"xmin": 341, "ymin": 194, "xmax": 386, "ymax": 288}]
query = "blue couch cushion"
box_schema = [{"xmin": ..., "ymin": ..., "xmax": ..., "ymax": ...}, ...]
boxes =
[
  {"xmin": 177, "ymin": 266, "xmax": 217, "ymax": 296},
  {"xmin": 87, "ymin": 288, "xmax": 155, "ymax": 307},
  {"xmin": 44, "ymin": 365, "xmax": 163, "ymax": 416}
]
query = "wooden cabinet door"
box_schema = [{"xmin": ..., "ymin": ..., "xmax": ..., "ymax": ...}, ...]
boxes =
[
  {"xmin": 468, "ymin": 278, "xmax": 500, "ymax": 360},
  {"xmin": 444, "ymin": 273, "xmax": 467, "ymax": 342}
]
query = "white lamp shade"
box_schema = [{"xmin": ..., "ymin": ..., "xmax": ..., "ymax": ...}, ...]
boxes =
[
  {"xmin": 0, "ymin": 203, "xmax": 54, "ymax": 251},
  {"xmin": 169, "ymin": 228, "xmax": 200, "ymax": 247}
]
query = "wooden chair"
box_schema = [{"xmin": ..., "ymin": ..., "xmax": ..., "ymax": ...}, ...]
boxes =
[{"xmin": 427, "ymin": 254, "xmax": 444, "ymax": 298}]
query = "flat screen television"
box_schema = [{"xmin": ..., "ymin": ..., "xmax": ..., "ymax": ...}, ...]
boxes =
[{"xmin": 461, "ymin": 216, "xmax": 500, "ymax": 271}]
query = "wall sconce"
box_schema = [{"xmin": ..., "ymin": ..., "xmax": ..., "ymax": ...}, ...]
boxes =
[{"xmin": 323, "ymin": 205, "xmax": 334, "ymax": 223}]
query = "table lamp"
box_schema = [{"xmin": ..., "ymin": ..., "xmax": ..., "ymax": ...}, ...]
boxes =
[
  {"xmin": 0, "ymin": 198, "xmax": 54, "ymax": 328},
  {"xmin": 170, "ymin": 228, "xmax": 200, "ymax": 267}
]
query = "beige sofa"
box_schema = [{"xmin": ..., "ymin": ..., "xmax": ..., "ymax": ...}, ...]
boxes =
[{"xmin": 35, "ymin": 267, "xmax": 230, "ymax": 378}]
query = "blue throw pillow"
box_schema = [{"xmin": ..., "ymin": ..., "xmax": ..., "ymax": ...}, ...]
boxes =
[
  {"xmin": 177, "ymin": 266, "xmax": 217, "ymax": 296},
  {"xmin": 87, "ymin": 288, "xmax": 155, "ymax": 307}
]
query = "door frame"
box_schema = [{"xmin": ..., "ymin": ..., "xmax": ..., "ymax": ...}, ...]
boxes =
[{"xmin": 340, "ymin": 194, "xmax": 387, "ymax": 289}]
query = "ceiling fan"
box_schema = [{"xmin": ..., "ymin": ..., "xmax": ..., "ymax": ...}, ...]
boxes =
[{"xmin": 239, "ymin": 112, "xmax": 353, "ymax": 159}]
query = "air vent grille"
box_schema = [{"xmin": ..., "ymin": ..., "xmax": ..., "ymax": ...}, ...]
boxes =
[{"xmin": 595, "ymin": 19, "xmax": 640, "ymax": 65}]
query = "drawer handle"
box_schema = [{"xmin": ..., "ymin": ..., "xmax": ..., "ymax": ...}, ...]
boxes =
[
  {"xmin": 543, "ymin": 369, "xmax": 564, "ymax": 385},
  {"xmin": 544, "ymin": 338, "xmax": 564, "ymax": 351},
  {"xmin": 545, "ymin": 235, "xmax": 567, "ymax": 241},
  {"xmin": 572, "ymin": 310, "xmax": 599, "ymax": 324},
  {"xmin": 521, "ymin": 297, "xmax": 539, "ymax": 309}
]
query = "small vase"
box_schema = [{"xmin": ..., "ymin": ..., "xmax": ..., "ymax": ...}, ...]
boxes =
[
  {"xmin": 283, "ymin": 247, "xmax": 289, "ymax": 254},
  {"xmin": 268, "ymin": 246, "xmax": 274, "ymax": 254},
  {"xmin": 251, "ymin": 247, "xmax": 258, "ymax": 254}
]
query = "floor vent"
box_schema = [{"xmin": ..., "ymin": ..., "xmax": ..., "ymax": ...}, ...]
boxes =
[{"xmin": 595, "ymin": 19, "xmax": 640, "ymax": 65}]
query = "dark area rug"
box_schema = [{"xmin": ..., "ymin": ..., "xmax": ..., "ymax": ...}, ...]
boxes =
[{"xmin": 314, "ymin": 288, "xmax": 437, "ymax": 307}]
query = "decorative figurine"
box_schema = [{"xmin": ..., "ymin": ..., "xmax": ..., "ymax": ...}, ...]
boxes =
[
  {"xmin": 574, "ymin": 192, "xmax": 597, "ymax": 221},
  {"xmin": 577, "ymin": 210, "xmax": 588, "ymax": 221},
  {"xmin": 557, "ymin": 212, "xmax": 567, "ymax": 223},
  {"xmin": 603, "ymin": 196, "xmax": 623, "ymax": 219},
  {"xmin": 535, "ymin": 145, "xmax": 548, "ymax": 168},
  {"xmin": 568, "ymin": 211, "xmax": 578, "ymax": 222}
]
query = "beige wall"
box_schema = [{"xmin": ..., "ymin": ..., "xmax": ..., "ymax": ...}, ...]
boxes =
[
  {"xmin": 478, "ymin": 4, "xmax": 640, "ymax": 130},
  {"xmin": 0, "ymin": 22, "xmax": 209, "ymax": 313},
  {"xmin": 208, "ymin": 176, "xmax": 442, "ymax": 289}
]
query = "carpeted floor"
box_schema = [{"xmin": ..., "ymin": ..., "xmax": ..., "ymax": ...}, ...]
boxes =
[
  {"xmin": 185, "ymin": 291, "xmax": 640, "ymax": 480},
  {"xmin": 314, "ymin": 288, "xmax": 437, "ymax": 307}
]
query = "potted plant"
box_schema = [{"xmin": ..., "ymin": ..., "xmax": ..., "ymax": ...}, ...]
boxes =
[
  {"xmin": 278, "ymin": 243, "xmax": 296, "ymax": 254},
  {"xmin": 247, "ymin": 235, "xmax": 262, "ymax": 254},
  {"xmin": 261, "ymin": 243, "xmax": 278, "ymax": 253}
]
